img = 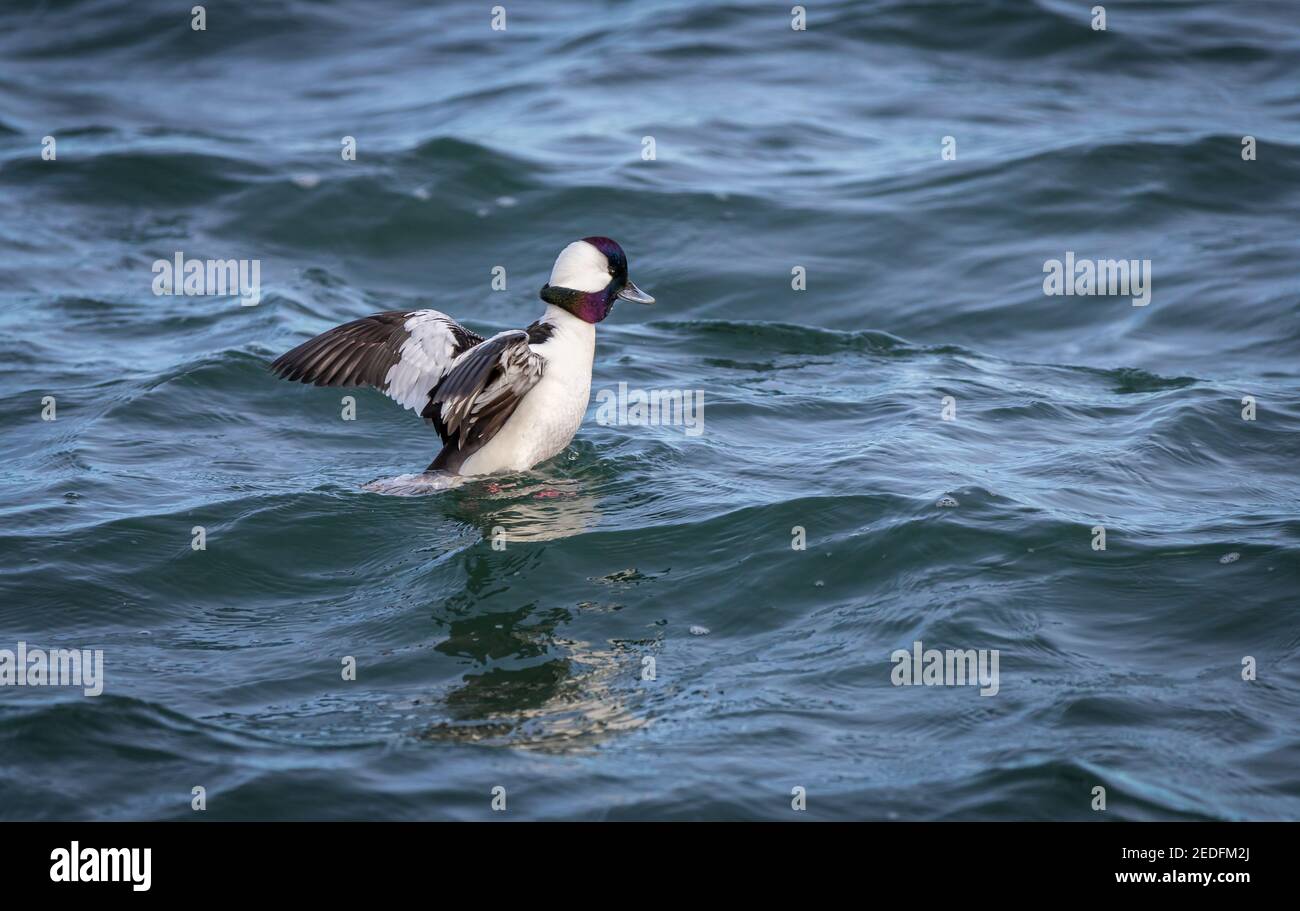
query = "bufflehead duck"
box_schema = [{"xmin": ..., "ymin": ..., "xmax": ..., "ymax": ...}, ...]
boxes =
[{"xmin": 271, "ymin": 236, "xmax": 653, "ymax": 476}]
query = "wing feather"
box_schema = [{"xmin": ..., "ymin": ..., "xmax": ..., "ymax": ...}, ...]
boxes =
[
  {"xmin": 423, "ymin": 330, "xmax": 545, "ymax": 462},
  {"xmin": 270, "ymin": 309, "xmax": 482, "ymax": 414}
]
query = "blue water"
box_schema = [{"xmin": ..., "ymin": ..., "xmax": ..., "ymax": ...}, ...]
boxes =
[{"xmin": 1, "ymin": 0, "xmax": 1298, "ymax": 820}]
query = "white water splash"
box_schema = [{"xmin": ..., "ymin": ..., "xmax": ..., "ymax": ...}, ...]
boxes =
[{"xmin": 360, "ymin": 472, "xmax": 465, "ymax": 496}]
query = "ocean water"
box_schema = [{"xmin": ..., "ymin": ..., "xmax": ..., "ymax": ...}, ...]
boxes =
[{"xmin": 1, "ymin": 0, "xmax": 1298, "ymax": 821}]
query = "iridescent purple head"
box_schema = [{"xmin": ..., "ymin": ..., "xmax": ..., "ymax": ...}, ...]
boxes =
[{"xmin": 539, "ymin": 236, "xmax": 654, "ymax": 323}]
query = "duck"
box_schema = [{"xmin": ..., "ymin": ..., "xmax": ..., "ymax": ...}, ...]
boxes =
[{"xmin": 270, "ymin": 236, "xmax": 653, "ymax": 476}]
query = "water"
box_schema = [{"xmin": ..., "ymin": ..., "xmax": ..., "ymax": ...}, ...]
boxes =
[{"xmin": 2, "ymin": 0, "xmax": 1298, "ymax": 821}]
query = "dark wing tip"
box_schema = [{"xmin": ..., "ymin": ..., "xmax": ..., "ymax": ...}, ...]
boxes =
[
  {"xmin": 268, "ymin": 342, "xmax": 321, "ymax": 384},
  {"xmin": 268, "ymin": 312, "xmax": 410, "ymax": 387},
  {"xmin": 268, "ymin": 351, "xmax": 294, "ymax": 379}
]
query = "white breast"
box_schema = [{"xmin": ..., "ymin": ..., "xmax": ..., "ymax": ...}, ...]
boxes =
[{"xmin": 458, "ymin": 305, "xmax": 595, "ymax": 475}]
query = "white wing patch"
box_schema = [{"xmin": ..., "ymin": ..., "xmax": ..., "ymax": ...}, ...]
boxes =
[{"xmin": 383, "ymin": 311, "xmax": 463, "ymax": 411}]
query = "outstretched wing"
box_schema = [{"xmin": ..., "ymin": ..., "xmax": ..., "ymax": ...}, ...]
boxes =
[
  {"xmin": 270, "ymin": 309, "xmax": 482, "ymax": 413},
  {"xmin": 423, "ymin": 330, "xmax": 545, "ymax": 460}
]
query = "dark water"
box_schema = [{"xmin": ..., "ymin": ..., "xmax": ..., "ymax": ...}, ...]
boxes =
[{"xmin": 2, "ymin": 0, "xmax": 1299, "ymax": 821}]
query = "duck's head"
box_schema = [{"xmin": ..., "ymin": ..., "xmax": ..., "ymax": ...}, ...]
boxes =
[{"xmin": 539, "ymin": 236, "xmax": 654, "ymax": 323}]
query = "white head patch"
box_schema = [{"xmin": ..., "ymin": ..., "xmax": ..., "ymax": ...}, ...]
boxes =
[{"xmin": 548, "ymin": 240, "xmax": 612, "ymax": 293}]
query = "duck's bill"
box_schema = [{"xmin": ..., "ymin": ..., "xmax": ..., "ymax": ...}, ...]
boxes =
[{"xmin": 617, "ymin": 281, "xmax": 655, "ymax": 305}]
